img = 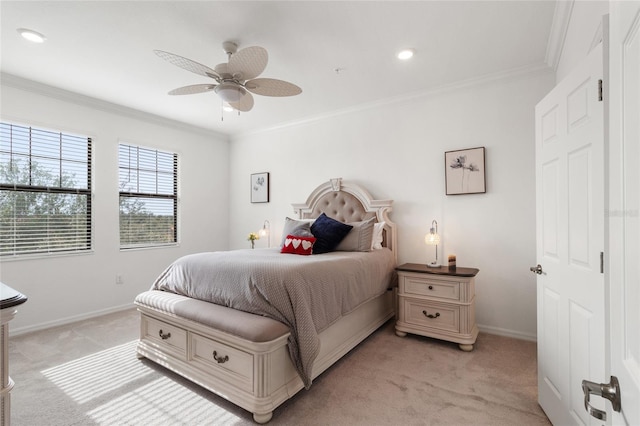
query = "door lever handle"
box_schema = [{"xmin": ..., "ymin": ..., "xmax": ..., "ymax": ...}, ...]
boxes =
[
  {"xmin": 529, "ymin": 264, "xmax": 544, "ymax": 275},
  {"xmin": 581, "ymin": 376, "xmax": 621, "ymax": 421}
]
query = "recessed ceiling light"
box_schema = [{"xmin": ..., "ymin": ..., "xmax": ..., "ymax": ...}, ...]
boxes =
[
  {"xmin": 17, "ymin": 28, "xmax": 46, "ymax": 43},
  {"xmin": 397, "ymin": 49, "xmax": 414, "ymax": 60}
]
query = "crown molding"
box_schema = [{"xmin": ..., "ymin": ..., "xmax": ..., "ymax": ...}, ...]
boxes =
[
  {"xmin": 1, "ymin": 62, "xmax": 554, "ymax": 143},
  {"xmin": 0, "ymin": 73, "xmax": 229, "ymax": 141},
  {"xmin": 234, "ymin": 62, "xmax": 554, "ymax": 140},
  {"xmin": 545, "ymin": 0, "xmax": 574, "ymax": 71}
]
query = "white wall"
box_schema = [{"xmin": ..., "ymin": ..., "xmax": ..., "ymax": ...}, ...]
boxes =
[
  {"xmin": 229, "ymin": 70, "xmax": 555, "ymax": 340},
  {"xmin": 1, "ymin": 69, "xmax": 555, "ymax": 340},
  {"xmin": 0, "ymin": 81, "xmax": 230, "ymax": 333},
  {"xmin": 556, "ymin": 0, "xmax": 609, "ymax": 81}
]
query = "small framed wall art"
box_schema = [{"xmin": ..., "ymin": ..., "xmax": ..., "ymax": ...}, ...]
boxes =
[
  {"xmin": 251, "ymin": 172, "xmax": 270, "ymax": 203},
  {"xmin": 445, "ymin": 147, "xmax": 486, "ymax": 195}
]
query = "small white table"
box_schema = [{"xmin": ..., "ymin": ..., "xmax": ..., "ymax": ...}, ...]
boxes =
[{"xmin": 1, "ymin": 283, "xmax": 27, "ymax": 426}]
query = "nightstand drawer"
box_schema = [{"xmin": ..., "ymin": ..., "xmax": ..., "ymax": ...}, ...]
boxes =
[
  {"xmin": 141, "ymin": 315, "xmax": 187, "ymax": 358},
  {"xmin": 402, "ymin": 275, "xmax": 461, "ymax": 301},
  {"xmin": 190, "ymin": 333, "xmax": 254, "ymax": 393},
  {"xmin": 402, "ymin": 298, "xmax": 460, "ymax": 333}
]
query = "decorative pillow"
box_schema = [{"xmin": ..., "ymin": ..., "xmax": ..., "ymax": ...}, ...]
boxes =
[
  {"xmin": 280, "ymin": 217, "xmax": 314, "ymax": 248},
  {"xmin": 281, "ymin": 235, "xmax": 316, "ymax": 255},
  {"xmin": 335, "ymin": 217, "xmax": 376, "ymax": 252},
  {"xmin": 371, "ymin": 221, "xmax": 386, "ymax": 250},
  {"xmin": 310, "ymin": 213, "xmax": 353, "ymax": 254}
]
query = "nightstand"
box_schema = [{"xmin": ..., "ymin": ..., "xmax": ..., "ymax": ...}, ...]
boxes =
[{"xmin": 395, "ymin": 263, "xmax": 479, "ymax": 351}]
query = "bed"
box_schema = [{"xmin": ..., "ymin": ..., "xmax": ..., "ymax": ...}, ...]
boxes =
[{"xmin": 134, "ymin": 178, "xmax": 398, "ymax": 423}]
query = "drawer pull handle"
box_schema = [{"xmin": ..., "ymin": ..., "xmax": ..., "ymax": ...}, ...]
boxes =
[
  {"xmin": 428, "ymin": 285, "xmax": 434, "ymax": 290},
  {"xmin": 422, "ymin": 310, "xmax": 440, "ymax": 319},
  {"xmin": 158, "ymin": 329, "xmax": 171, "ymax": 340},
  {"xmin": 213, "ymin": 350, "xmax": 229, "ymax": 364}
]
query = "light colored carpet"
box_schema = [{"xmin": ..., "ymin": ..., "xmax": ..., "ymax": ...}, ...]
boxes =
[{"xmin": 8, "ymin": 308, "xmax": 550, "ymax": 425}]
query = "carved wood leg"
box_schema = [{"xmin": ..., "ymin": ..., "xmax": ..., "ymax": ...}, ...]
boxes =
[
  {"xmin": 459, "ymin": 343, "xmax": 474, "ymax": 352},
  {"xmin": 395, "ymin": 329, "xmax": 407, "ymax": 337}
]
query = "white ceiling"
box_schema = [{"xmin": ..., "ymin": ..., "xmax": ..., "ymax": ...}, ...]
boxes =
[{"xmin": 0, "ymin": 1, "xmax": 557, "ymax": 137}]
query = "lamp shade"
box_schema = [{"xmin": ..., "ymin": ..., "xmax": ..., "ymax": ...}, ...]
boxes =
[{"xmin": 425, "ymin": 232, "xmax": 440, "ymax": 245}]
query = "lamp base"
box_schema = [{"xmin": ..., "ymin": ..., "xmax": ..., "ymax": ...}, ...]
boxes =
[{"xmin": 426, "ymin": 262, "xmax": 440, "ymax": 268}]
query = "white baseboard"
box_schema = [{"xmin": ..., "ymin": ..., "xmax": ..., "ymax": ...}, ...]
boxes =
[
  {"xmin": 10, "ymin": 306, "xmax": 537, "ymax": 343},
  {"xmin": 9, "ymin": 303, "xmax": 136, "ymax": 337},
  {"xmin": 477, "ymin": 324, "xmax": 537, "ymax": 342}
]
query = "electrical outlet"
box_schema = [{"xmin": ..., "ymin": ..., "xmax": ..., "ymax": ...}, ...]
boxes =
[{"xmin": 116, "ymin": 274, "xmax": 124, "ymax": 285}]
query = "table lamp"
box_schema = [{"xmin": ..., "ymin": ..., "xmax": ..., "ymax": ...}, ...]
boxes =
[
  {"xmin": 258, "ymin": 220, "xmax": 270, "ymax": 248},
  {"xmin": 425, "ymin": 220, "xmax": 440, "ymax": 267}
]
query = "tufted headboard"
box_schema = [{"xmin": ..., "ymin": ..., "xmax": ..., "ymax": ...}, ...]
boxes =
[{"xmin": 292, "ymin": 178, "xmax": 397, "ymax": 261}]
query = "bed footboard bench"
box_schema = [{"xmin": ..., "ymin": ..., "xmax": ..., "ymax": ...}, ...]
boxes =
[
  {"xmin": 135, "ymin": 288, "xmax": 395, "ymax": 423},
  {"xmin": 135, "ymin": 290, "xmax": 294, "ymax": 424}
]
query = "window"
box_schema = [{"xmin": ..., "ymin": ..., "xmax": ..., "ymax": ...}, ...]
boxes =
[
  {"xmin": 0, "ymin": 122, "xmax": 92, "ymax": 257},
  {"xmin": 118, "ymin": 144, "xmax": 177, "ymax": 248}
]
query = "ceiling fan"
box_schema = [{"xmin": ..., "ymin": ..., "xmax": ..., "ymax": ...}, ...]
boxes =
[{"xmin": 154, "ymin": 41, "xmax": 302, "ymax": 112}]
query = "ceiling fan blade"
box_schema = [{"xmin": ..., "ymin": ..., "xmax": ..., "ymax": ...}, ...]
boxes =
[
  {"xmin": 245, "ymin": 78, "xmax": 302, "ymax": 97},
  {"xmin": 228, "ymin": 46, "xmax": 268, "ymax": 81},
  {"xmin": 168, "ymin": 84, "xmax": 217, "ymax": 95},
  {"xmin": 229, "ymin": 92, "xmax": 254, "ymax": 112},
  {"xmin": 154, "ymin": 50, "xmax": 220, "ymax": 80}
]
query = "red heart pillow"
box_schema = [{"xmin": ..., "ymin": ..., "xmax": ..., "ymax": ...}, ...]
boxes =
[{"xmin": 281, "ymin": 234, "xmax": 316, "ymax": 255}]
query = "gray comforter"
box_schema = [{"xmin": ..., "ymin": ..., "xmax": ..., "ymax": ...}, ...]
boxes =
[{"xmin": 151, "ymin": 247, "xmax": 396, "ymax": 388}]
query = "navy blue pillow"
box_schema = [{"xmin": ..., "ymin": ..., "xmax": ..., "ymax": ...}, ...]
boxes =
[{"xmin": 310, "ymin": 213, "xmax": 353, "ymax": 254}]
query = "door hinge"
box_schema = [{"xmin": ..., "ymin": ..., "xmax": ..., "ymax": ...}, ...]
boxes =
[
  {"xmin": 598, "ymin": 79, "xmax": 603, "ymax": 101},
  {"xmin": 600, "ymin": 252, "xmax": 604, "ymax": 274}
]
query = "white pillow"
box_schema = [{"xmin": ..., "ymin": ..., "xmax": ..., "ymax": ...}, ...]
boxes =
[
  {"xmin": 371, "ymin": 221, "xmax": 385, "ymax": 250},
  {"xmin": 335, "ymin": 217, "xmax": 375, "ymax": 252}
]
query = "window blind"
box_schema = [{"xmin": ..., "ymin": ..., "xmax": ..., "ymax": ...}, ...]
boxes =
[
  {"xmin": 0, "ymin": 122, "xmax": 92, "ymax": 256},
  {"xmin": 118, "ymin": 144, "xmax": 177, "ymax": 248}
]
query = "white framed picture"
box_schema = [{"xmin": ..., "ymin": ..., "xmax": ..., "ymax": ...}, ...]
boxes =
[
  {"xmin": 445, "ymin": 147, "xmax": 486, "ymax": 195},
  {"xmin": 251, "ymin": 172, "xmax": 270, "ymax": 203}
]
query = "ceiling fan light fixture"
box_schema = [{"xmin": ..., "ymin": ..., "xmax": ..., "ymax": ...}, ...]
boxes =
[
  {"xmin": 397, "ymin": 48, "xmax": 414, "ymax": 60},
  {"xmin": 214, "ymin": 81, "xmax": 246, "ymax": 103}
]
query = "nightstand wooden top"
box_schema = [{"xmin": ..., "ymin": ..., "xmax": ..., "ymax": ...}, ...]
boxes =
[
  {"xmin": 396, "ymin": 263, "xmax": 479, "ymax": 277},
  {"xmin": 0, "ymin": 282, "xmax": 27, "ymax": 310}
]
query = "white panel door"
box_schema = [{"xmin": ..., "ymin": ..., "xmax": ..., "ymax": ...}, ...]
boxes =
[
  {"xmin": 608, "ymin": 1, "xmax": 640, "ymax": 424},
  {"xmin": 535, "ymin": 43, "xmax": 605, "ymax": 425}
]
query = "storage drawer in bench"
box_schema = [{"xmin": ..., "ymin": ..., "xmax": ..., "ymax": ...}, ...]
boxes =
[
  {"xmin": 141, "ymin": 314, "xmax": 187, "ymax": 358},
  {"xmin": 190, "ymin": 332, "xmax": 254, "ymax": 393}
]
